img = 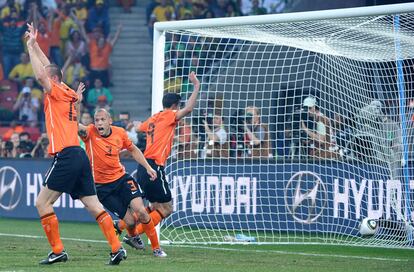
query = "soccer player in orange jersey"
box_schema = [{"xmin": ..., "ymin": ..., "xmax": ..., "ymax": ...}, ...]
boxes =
[
  {"xmin": 78, "ymin": 109, "xmax": 167, "ymax": 257},
  {"xmin": 25, "ymin": 23, "xmax": 126, "ymax": 265},
  {"xmin": 113, "ymin": 72, "xmax": 200, "ymax": 236}
]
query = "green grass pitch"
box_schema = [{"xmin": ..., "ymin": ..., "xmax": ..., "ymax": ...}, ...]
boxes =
[{"xmin": 0, "ymin": 218, "xmax": 413, "ymax": 272}]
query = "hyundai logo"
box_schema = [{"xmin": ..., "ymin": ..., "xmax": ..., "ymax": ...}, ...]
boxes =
[
  {"xmin": 284, "ymin": 171, "xmax": 327, "ymax": 224},
  {"xmin": 0, "ymin": 166, "xmax": 23, "ymax": 211}
]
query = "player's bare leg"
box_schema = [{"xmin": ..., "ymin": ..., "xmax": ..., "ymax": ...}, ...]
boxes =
[
  {"xmin": 36, "ymin": 187, "xmax": 68, "ymax": 264},
  {"xmin": 150, "ymin": 202, "xmax": 173, "ymax": 219},
  {"xmin": 80, "ymin": 195, "xmax": 126, "ymax": 265},
  {"xmin": 130, "ymin": 198, "xmax": 167, "ymax": 257}
]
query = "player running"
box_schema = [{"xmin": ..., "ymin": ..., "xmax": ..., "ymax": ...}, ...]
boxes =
[
  {"xmin": 25, "ymin": 23, "xmax": 126, "ymax": 265},
  {"xmin": 114, "ymin": 72, "xmax": 200, "ymax": 236},
  {"xmin": 78, "ymin": 108, "xmax": 167, "ymax": 257}
]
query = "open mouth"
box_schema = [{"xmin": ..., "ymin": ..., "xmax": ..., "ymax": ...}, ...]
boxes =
[{"xmin": 97, "ymin": 127, "xmax": 104, "ymax": 132}]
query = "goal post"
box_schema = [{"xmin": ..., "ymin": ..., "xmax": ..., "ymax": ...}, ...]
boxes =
[{"xmin": 151, "ymin": 3, "xmax": 414, "ymax": 248}]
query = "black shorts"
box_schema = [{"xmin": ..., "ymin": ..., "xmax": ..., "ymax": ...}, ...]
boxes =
[
  {"xmin": 95, "ymin": 174, "xmax": 143, "ymax": 219},
  {"xmin": 43, "ymin": 146, "xmax": 96, "ymax": 200},
  {"xmin": 137, "ymin": 159, "xmax": 171, "ymax": 203}
]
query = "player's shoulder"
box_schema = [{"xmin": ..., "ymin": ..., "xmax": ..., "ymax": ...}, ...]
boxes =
[
  {"xmin": 158, "ymin": 109, "xmax": 177, "ymax": 118},
  {"xmin": 111, "ymin": 125, "xmax": 127, "ymax": 135}
]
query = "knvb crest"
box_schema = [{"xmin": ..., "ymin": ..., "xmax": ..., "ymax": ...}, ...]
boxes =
[
  {"xmin": 284, "ymin": 171, "xmax": 327, "ymax": 224},
  {"xmin": 0, "ymin": 166, "xmax": 23, "ymax": 211}
]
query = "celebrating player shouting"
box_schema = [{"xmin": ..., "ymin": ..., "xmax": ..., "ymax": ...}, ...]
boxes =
[
  {"xmin": 25, "ymin": 23, "xmax": 126, "ymax": 265},
  {"xmin": 78, "ymin": 108, "xmax": 167, "ymax": 257},
  {"xmin": 115, "ymin": 72, "xmax": 200, "ymax": 236}
]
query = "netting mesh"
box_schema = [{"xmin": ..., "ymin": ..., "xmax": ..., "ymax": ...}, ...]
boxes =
[{"xmin": 157, "ymin": 11, "xmax": 414, "ymax": 248}]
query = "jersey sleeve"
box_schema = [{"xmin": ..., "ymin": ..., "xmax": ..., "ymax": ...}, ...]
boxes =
[
  {"xmin": 81, "ymin": 124, "xmax": 94, "ymax": 141},
  {"xmin": 139, "ymin": 119, "xmax": 149, "ymax": 132},
  {"xmin": 49, "ymin": 79, "xmax": 78, "ymax": 101},
  {"xmin": 166, "ymin": 110, "xmax": 178, "ymax": 125}
]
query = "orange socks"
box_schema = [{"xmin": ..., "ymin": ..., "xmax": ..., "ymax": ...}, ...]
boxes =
[
  {"xmin": 141, "ymin": 218, "xmax": 160, "ymax": 250},
  {"xmin": 126, "ymin": 225, "xmax": 138, "ymax": 237},
  {"xmin": 96, "ymin": 211, "xmax": 121, "ymax": 253},
  {"xmin": 40, "ymin": 213, "xmax": 64, "ymax": 254},
  {"xmin": 136, "ymin": 209, "xmax": 163, "ymax": 234}
]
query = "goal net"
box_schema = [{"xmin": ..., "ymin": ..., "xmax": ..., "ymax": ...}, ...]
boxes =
[{"xmin": 151, "ymin": 3, "xmax": 414, "ymax": 248}]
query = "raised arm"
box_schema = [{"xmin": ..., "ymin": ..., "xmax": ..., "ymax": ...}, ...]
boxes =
[
  {"xmin": 175, "ymin": 72, "xmax": 200, "ymax": 121},
  {"xmin": 76, "ymin": 82, "xmax": 89, "ymax": 137},
  {"xmin": 77, "ymin": 18, "xmax": 90, "ymax": 44},
  {"xmin": 25, "ymin": 23, "xmax": 51, "ymax": 92},
  {"xmin": 109, "ymin": 24, "xmax": 122, "ymax": 47}
]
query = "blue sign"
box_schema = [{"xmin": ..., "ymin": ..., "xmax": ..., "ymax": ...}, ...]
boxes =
[{"xmin": 0, "ymin": 159, "xmax": 413, "ymax": 237}]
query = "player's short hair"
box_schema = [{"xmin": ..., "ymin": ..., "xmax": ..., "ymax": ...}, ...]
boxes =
[
  {"xmin": 162, "ymin": 93, "xmax": 181, "ymax": 108},
  {"xmin": 45, "ymin": 64, "xmax": 62, "ymax": 81},
  {"xmin": 94, "ymin": 108, "xmax": 112, "ymax": 118}
]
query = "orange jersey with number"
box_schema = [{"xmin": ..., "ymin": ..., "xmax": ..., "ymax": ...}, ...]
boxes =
[
  {"xmin": 82, "ymin": 125, "xmax": 134, "ymax": 183},
  {"xmin": 139, "ymin": 110, "xmax": 177, "ymax": 166},
  {"xmin": 44, "ymin": 79, "xmax": 80, "ymax": 155}
]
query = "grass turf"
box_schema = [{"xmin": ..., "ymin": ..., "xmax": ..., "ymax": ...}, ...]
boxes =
[{"xmin": 0, "ymin": 218, "xmax": 413, "ymax": 272}]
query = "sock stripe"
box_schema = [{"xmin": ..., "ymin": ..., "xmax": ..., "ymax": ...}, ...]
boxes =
[
  {"xmin": 155, "ymin": 209, "xmax": 165, "ymax": 219},
  {"xmin": 40, "ymin": 212, "xmax": 55, "ymax": 220},
  {"xmin": 95, "ymin": 211, "xmax": 107, "ymax": 221},
  {"xmin": 142, "ymin": 218, "xmax": 151, "ymax": 225}
]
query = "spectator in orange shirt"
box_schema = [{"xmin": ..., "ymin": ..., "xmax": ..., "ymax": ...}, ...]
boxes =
[
  {"xmin": 47, "ymin": 8, "xmax": 64, "ymax": 67},
  {"xmin": 32, "ymin": 5, "xmax": 51, "ymax": 58},
  {"xmin": 79, "ymin": 22, "xmax": 122, "ymax": 87},
  {"xmin": 2, "ymin": 120, "xmax": 24, "ymax": 141}
]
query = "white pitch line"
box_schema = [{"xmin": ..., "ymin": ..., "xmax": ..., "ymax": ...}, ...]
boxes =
[
  {"xmin": 173, "ymin": 244, "xmax": 411, "ymax": 262},
  {"xmin": 0, "ymin": 233, "xmax": 410, "ymax": 262},
  {"xmin": 0, "ymin": 233, "xmax": 106, "ymax": 244}
]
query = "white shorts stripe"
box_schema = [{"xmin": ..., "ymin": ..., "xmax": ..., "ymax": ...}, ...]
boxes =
[
  {"xmin": 158, "ymin": 166, "xmax": 167, "ymax": 195},
  {"xmin": 44, "ymin": 156, "xmax": 58, "ymax": 184}
]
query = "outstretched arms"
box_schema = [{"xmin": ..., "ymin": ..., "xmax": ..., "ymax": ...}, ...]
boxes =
[
  {"xmin": 175, "ymin": 72, "xmax": 200, "ymax": 121},
  {"xmin": 109, "ymin": 24, "xmax": 122, "ymax": 47},
  {"xmin": 25, "ymin": 23, "xmax": 52, "ymax": 92}
]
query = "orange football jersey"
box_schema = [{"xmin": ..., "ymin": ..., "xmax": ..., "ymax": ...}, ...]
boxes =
[
  {"xmin": 82, "ymin": 125, "xmax": 134, "ymax": 183},
  {"xmin": 44, "ymin": 79, "xmax": 80, "ymax": 155},
  {"xmin": 139, "ymin": 110, "xmax": 177, "ymax": 166}
]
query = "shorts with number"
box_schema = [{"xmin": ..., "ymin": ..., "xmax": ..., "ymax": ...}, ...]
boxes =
[
  {"xmin": 43, "ymin": 146, "xmax": 96, "ymax": 199},
  {"xmin": 137, "ymin": 159, "xmax": 171, "ymax": 203},
  {"xmin": 95, "ymin": 174, "xmax": 143, "ymax": 219}
]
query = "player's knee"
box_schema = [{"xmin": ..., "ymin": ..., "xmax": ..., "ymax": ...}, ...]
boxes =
[
  {"xmin": 161, "ymin": 203, "xmax": 173, "ymax": 217},
  {"xmin": 35, "ymin": 196, "xmax": 48, "ymax": 210},
  {"xmin": 124, "ymin": 216, "xmax": 135, "ymax": 227},
  {"xmin": 137, "ymin": 208, "xmax": 150, "ymax": 223}
]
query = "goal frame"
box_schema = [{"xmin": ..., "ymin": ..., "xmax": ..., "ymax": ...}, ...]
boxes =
[
  {"xmin": 152, "ymin": 2, "xmax": 414, "ymax": 114},
  {"xmin": 151, "ymin": 2, "xmax": 414, "ymax": 246}
]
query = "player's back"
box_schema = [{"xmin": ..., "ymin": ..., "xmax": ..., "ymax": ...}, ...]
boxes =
[
  {"xmin": 140, "ymin": 110, "xmax": 177, "ymax": 166},
  {"xmin": 82, "ymin": 125, "xmax": 133, "ymax": 183},
  {"xmin": 44, "ymin": 80, "xmax": 79, "ymax": 155}
]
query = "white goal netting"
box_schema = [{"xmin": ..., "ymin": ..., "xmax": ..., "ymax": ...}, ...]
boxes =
[{"xmin": 154, "ymin": 4, "xmax": 414, "ymax": 248}]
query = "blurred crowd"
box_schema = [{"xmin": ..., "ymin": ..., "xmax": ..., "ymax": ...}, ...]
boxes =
[
  {"xmin": 0, "ymin": 0, "xmax": 293, "ymax": 159},
  {"xmin": 0, "ymin": 0, "xmax": 123, "ymax": 141},
  {"xmin": 146, "ymin": 0, "xmax": 289, "ymax": 40}
]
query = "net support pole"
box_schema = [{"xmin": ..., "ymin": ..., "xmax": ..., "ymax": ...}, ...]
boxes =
[
  {"xmin": 393, "ymin": 15, "xmax": 412, "ymax": 242},
  {"xmin": 151, "ymin": 28, "xmax": 165, "ymax": 244},
  {"xmin": 152, "ymin": 27, "xmax": 165, "ymax": 114},
  {"xmin": 154, "ymin": 3, "xmax": 414, "ymax": 31}
]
